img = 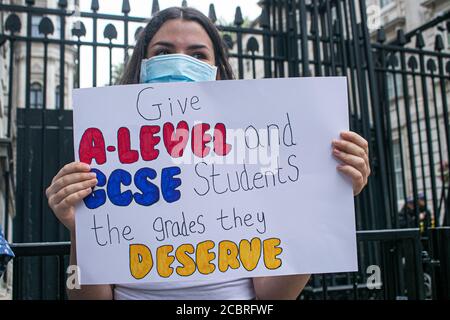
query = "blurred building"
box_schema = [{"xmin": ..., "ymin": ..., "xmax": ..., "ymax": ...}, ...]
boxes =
[{"xmin": 366, "ymin": 0, "xmax": 450, "ymax": 224}]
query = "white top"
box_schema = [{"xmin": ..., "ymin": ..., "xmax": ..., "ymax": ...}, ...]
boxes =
[{"xmin": 114, "ymin": 277, "xmax": 256, "ymax": 300}]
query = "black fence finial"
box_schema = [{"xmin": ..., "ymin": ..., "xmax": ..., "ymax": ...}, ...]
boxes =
[
  {"xmin": 104, "ymin": 24, "xmax": 118, "ymax": 41},
  {"xmin": 91, "ymin": 0, "xmax": 99, "ymax": 12},
  {"xmin": 396, "ymin": 29, "xmax": 406, "ymax": 46},
  {"xmin": 387, "ymin": 53, "xmax": 398, "ymax": 67},
  {"xmin": 415, "ymin": 32, "xmax": 425, "ymax": 49},
  {"xmin": 72, "ymin": 21, "xmax": 86, "ymax": 38},
  {"xmin": 426, "ymin": 58, "xmax": 436, "ymax": 72},
  {"xmin": 208, "ymin": 4, "xmax": 217, "ymax": 23},
  {"xmin": 234, "ymin": 6, "xmax": 244, "ymax": 26},
  {"xmin": 260, "ymin": 7, "xmax": 269, "ymax": 28},
  {"xmin": 222, "ymin": 34, "xmax": 234, "ymax": 50},
  {"xmin": 407, "ymin": 56, "xmax": 418, "ymax": 70},
  {"xmin": 57, "ymin": 0, "xmax": 68, "ymax": 8},
  {"xmin": 5, "ymin": 14, "xmax": 22, "ymax": 34},
  {"xmin": 152, "ymin": 0, "xmax": 160, "ymax": 15},
  {"xmin": 246, "ymin": 36, "xmax": 259, "ymax": 53},
  {"xmin": 122, "ymin": 0, "xmax": 131, "ymax": 14},
  {"xmin": 182, "ymin": 0, "xmax": 188, "ymax": 8},
  {"xmin": 39, "ymin": 17, "xmax": 55, "ymax": 36},
  {"xmin": 25, "ymin": 0, "xmax": 35, "ymax": 6},
  {"xmin": 376, "ymin": 27, "xmax": 386, "ymax": 44}
]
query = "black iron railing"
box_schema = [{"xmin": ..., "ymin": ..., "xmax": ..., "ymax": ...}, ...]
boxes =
[
  {"xmin": 11, "ymin": 242, "xmax": 70, "ymax": 300},
  {"xmin": 304, "ymin": 228, "xmax": 425, "ymax": 300},
  {"xmin": 8, "ymin": 228, "xmax": 450, "ymax": 300}
]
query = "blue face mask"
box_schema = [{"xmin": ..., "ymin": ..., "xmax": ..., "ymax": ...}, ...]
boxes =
[{"xmin": 139, "ymin": 53, "xmax": 218, "ymax": 84}]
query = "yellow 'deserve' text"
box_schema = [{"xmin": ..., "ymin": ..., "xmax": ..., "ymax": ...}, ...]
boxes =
[{"xmin": 129, "ymin": 237, "xmax": 283, "ymax": 279}]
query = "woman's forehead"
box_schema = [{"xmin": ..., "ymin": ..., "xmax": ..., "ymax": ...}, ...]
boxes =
[{"xmin": 149, "ymin": 19, "xmax": 213, "ymax": 51}]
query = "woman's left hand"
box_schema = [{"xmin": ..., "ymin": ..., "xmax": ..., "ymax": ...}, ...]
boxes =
[{"xmin": 332, "ymin": 131, "xmax": 371, "ymax": 196}]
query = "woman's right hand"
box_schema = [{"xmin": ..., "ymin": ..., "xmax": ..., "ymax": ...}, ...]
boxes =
[{"xmin": 46, "ymin": 162, "xmax": 97, "ymax": 234}]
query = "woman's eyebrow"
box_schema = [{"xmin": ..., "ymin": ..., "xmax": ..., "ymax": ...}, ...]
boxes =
[
  {"xmin": 151, "ymin": 42, "xmax": 210, "ymax": 51},
  {"xmin": 151, "ymin": 41, "xmax": 175, "ymax": 48},
  {"xmin": 187, "ymin": 44, "xmax": 210, "ymax": 50}
]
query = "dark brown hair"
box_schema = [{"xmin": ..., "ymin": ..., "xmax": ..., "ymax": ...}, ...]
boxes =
[{"xmin": 120, "ymin": 7, "xmax": 234, "ymax": 85}]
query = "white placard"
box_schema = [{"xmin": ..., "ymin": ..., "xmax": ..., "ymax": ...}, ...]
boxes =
[{"xmin": 73, "ymin": 77, "xmax": 357, "ymax": 285}]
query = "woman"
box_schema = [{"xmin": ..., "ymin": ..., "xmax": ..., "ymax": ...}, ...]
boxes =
[{"xmin": 46, "ymin": 7, "xmax": 370, "ymax": 300}]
